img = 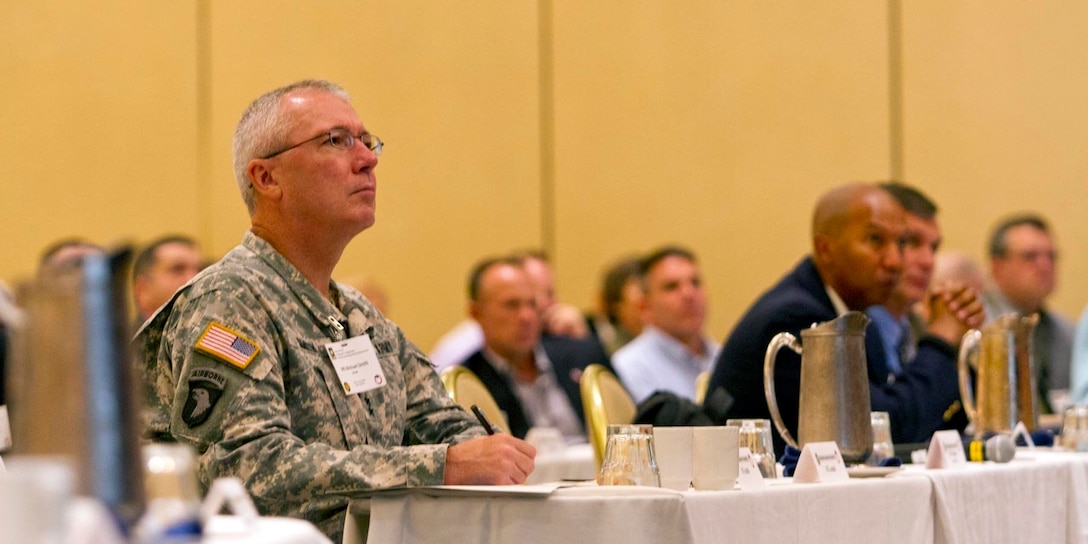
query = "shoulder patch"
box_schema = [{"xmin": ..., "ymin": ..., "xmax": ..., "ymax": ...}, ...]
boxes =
[
  {"xmin": 195, "ymin": 322, "xmax": 261, "ymax": 370},
  {"xmin": 183, "ymin": 368, "xmax": 227, "ymax": 427}
]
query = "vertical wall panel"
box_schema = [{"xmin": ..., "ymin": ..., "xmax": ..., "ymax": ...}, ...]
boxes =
[
  {"xmin": 0, "ymin": 3, "xmax": 199, "ymax": 285},
  {"xmin": 550, "ymin": 2, "xmax": 893, "ymax": 340},
  {"xmin": 901, "ymin": 2, "xmax": 1088, "ymax": 319}
]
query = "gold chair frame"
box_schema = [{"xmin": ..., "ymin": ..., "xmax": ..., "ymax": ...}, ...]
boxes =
[
  {"xmin": 579, "ymin": 364, "xmax": 636, "ymax": 466},
  {"xmin": 439, "ymin": 365, "xmax": 510, "ymax": 435}
]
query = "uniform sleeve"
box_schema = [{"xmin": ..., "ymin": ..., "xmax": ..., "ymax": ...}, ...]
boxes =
[{"xmin": 159, "ymin": 286, "xmax": 484, "ymax": 532}]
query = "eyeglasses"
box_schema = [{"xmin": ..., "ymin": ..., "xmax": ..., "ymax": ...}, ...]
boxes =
[{"xmin": 261, "ymin": 128, "xmax": 383, "ymax": 159}]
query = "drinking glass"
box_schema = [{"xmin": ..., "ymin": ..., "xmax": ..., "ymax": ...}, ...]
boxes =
[
  {"xmin": 598, "ymin": 424, "xmax": 661, "ymax": 487},
  {"xmin": 867, "ymin": 411, "xmax": 894, "ymax": 465},
  {"xmin": 726, "ymin": 419, "xmax": 777, "ymax": 478},
  {"xmin": 1062, "ymin": 405, "xmax": 1088, "ymax": 452}
]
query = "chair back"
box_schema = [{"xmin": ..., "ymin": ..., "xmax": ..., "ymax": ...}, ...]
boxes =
[
  {"xmin": 440, "ymin": 366, "xmax": 510, "ymax": 434},
  {"xmin": 694, "ymin": 370, "xmax": 711, "ymax": 405},
  {"xmin": 579, "ymin": 364, "xmax": 636, "ymax": 466}
]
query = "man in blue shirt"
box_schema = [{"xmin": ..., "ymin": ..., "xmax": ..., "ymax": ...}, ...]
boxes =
[{"xmin": 614, "ymin": 246, "xmax": 718, "ymax": 403}]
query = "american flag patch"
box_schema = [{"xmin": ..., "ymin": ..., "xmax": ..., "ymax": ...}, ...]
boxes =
[{"xmin": 195, "ymin": 322, "xmax": 260, "ymax": 370}]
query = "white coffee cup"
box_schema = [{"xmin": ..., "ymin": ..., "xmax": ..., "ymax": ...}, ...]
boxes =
[
  {"xmin": 692, "ymin": 426, "xmax": 739, "ymax": 490},
  {"xmin": 652, "ymin": 427, "xmax": 693, "ymax": 491}
]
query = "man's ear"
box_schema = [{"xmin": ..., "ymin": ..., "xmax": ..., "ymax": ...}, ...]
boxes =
[
  {"xmin": 812, "ymin": 234, "xmax": 832, "ymax": 265},
  {"xmin": 247, "ymin": 159, "xmax": 281, "ymax": 200}
]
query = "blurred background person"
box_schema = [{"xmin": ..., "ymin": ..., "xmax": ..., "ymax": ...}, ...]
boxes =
[
  {"xmin": 0, "ymin": 280, "xmax": 15, "ymax": 453},
  {"xmin": 342, "ymin": 274, "xmax": 391, "ymax": 316},
  {"xmin": 460, "ymin": 257, "xmax": 609, "ymax": 441},
  {"xmin": 37, "ymin": 238, "xmax": 103, "ymax": 276},
  {"xmin": 865, "ymin": 182, "xmax": 940, "ymax": 381},
  {"xmin": 585, "ymin": 255, "xmax": 644, "ymax": 356},
  {"xmin": 983, "ymin": 214, "xmax": 1073, "ymax": 414},
  {"xmin": 613, "ymin": 246, "xmax": 717, "ymax": 403},
  {"xmin": 1071, "ymin": 304, "xmax": 1088, "ymax": 405},
  {"xmin": 709, "ymin": 183, "xmax": 982, "ymax": 452},
  {"xmin": 132, "ymin": 235, "xmax": 203, "ymax": 323},
  {"xmin": 430, "ymin": 250, "xmax": 588, "ymax": 372},
  {"xmin": 918, "ymin": 250, "xmax": 987, "ymax": 322}
]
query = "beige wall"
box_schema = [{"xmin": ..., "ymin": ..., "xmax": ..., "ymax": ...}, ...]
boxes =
[{"xmin": 2, "ymin": 2, "xmax": 1085, "ymax": 351}]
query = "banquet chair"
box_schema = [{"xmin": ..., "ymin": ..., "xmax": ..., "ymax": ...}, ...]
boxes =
[
  {"xmin": 579, "ymin": 364, "xmax": 636, "ymax": 466},
  {"xmin": 439, "ymin": 366, "xmax": 510, "ymax": 434},
  {"xmin": 694, "ymin": 370, "xmax": 711, "ymax": 405}
]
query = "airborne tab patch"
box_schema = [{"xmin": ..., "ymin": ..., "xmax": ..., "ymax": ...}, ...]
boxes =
[
  {"xmin": 195, "ymin": 322, "xmax": 260, "ymax": 370},
  {"xmin": 183, "ymin": 368, "xmax": 227, "ymax": 427}
]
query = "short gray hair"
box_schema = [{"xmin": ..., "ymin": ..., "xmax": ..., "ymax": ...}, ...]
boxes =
[{"xmin": 232, "ymin": 79, "xmax": 351, "ymax": 214}]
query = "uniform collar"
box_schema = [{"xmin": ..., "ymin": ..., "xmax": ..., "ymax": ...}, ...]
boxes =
[{"xmin": 243, "ymin": 231, "xmax": 354, "ymax": 338}]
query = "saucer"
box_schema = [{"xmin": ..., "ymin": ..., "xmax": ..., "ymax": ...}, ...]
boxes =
[{"xmin": 845, "ymin": 465, "xmax": 902, "ymax": 478}]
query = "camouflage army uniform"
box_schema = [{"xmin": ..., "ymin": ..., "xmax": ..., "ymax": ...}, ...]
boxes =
[{"xmin": 137, "ymin": 231, "xmax": 484, "ymax": 541}]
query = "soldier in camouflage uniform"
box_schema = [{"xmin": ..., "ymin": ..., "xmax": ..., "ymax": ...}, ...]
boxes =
[{"xmin": 137, "ymin": 79, "xmax": 536, "ymax": 542}]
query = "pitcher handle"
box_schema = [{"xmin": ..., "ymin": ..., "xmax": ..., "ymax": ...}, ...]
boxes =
[
  {"xmin": 764, "ymin": 332, "xmax": 802, "ymax": 450},
  {"xmin": 957, "ymin": 329, "xmax": 982, "ymax": 432}
]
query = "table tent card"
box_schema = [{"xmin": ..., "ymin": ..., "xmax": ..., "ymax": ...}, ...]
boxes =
[
  {"xmin": 735, "ymin": 447, "xmax": 767, "ymax": 490},
  {"xmin": 925, "ymin": 430, "xmax": 967, "ymax": 469},
  {"xmin": 792, "ymin": 441, "xmax": 848, "ymax": 483}
]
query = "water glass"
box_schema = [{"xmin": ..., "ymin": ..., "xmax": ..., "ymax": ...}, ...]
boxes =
[
  {"xmin": 867, "ymin": 411, "xmax": 894, "ymax": 465},
  {"xmin": 726, "ymin": 419, "xmax": 777, "ymax": 478},
  {"xmin": 1062, "ymin": 405, "xmax": 1088, "ymax": 452},
  {"xmin": 598, "ymin": 424, "xmax": 661, "ymax": 487}
]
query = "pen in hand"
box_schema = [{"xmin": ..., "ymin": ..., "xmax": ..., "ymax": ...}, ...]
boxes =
[{"xmin": 470, "ymin": 404, "xmax": 497, "ymax": 435}]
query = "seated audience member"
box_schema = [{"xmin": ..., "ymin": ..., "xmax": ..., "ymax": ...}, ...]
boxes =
[
  {"xmin": 917, "ymin": 250, "xmax": 987, "ymax": 323},
  {"xmin": 38, "ymin": 238, "xmax": 103, "ymax": 276},
  {"xmin": 708, "ymin": 182, "xmax": 983, "ymax": 453},
  {"xmin": 0, "ymin": 281, "xmax": 14, "ymax": 452},
  {"xmin": 983, "ymin": 214, "xmax": 1074, "ymax": 413},
  {"xmin": 614, "ymin": 246, "xmax": 718, "ymax": 403},
  {"xmin": 866, "ymin": 183, "xmax": 978, "ymax": 430},
  {"xmin": 429, "ymin": 250, "xmax": 589, "ymax": 371},
  {"xmin": 137, "ymin": 79, "xmax": 534, "ymax": 541},
  {"xmin": 460, "ymin": 256, "xmax": 610, "ymax": 441},
  {"xmin": 132, "ymin": 235, "xmax": 203, "ymax": 323},
  {"xmin": 864, "ymin": 183, "xmax": 942, "ymax": 378},
  {"xmin": 586, "ymin": 255, "xmax": 644, "ymax": 356},
  {"xmin": 931, "ymin": 250, "xmax": 987, "ymax": 296},
  {"xmin": 1071, "ymin": 304, "xmax": 1088, "ymax": 404}
]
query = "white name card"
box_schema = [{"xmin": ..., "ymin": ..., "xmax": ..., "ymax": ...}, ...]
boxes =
[
  {"xmin": 736, "ymin": 447, "xmax": 767, "ymax": 490},
  {"xmin": 925, "ymin": 430, "xmax": 967, "ymax": 469},
  {"xmin": 792, "ymin": 441, "xmax": 848, "ymax": 483}
]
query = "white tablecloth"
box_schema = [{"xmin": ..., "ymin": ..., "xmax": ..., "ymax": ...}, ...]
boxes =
[
  {"xmin": 348, "ymin": 450, "xmax": 1088, "ymax": 544},
  {"xmin": 351, "ymin": 475, "xmax": 933, "ymax": 544},
  {"xmin": 898, "ymin": 450, "xmax": 1088, "ymax": 544}
]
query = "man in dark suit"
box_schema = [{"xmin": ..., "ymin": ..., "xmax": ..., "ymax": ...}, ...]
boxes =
[
  {"xmin": 708, "ymin": 183, "xmax": 984, "ymax": 454},
  {"xmin": 460, "ymin": 256, "xmax": 609, "ymax": 440}
]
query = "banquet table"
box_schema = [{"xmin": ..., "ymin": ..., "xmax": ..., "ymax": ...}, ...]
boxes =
[{"xmin": 346, "ymin": 449, "xmax": 1088, "ymax": 544}]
